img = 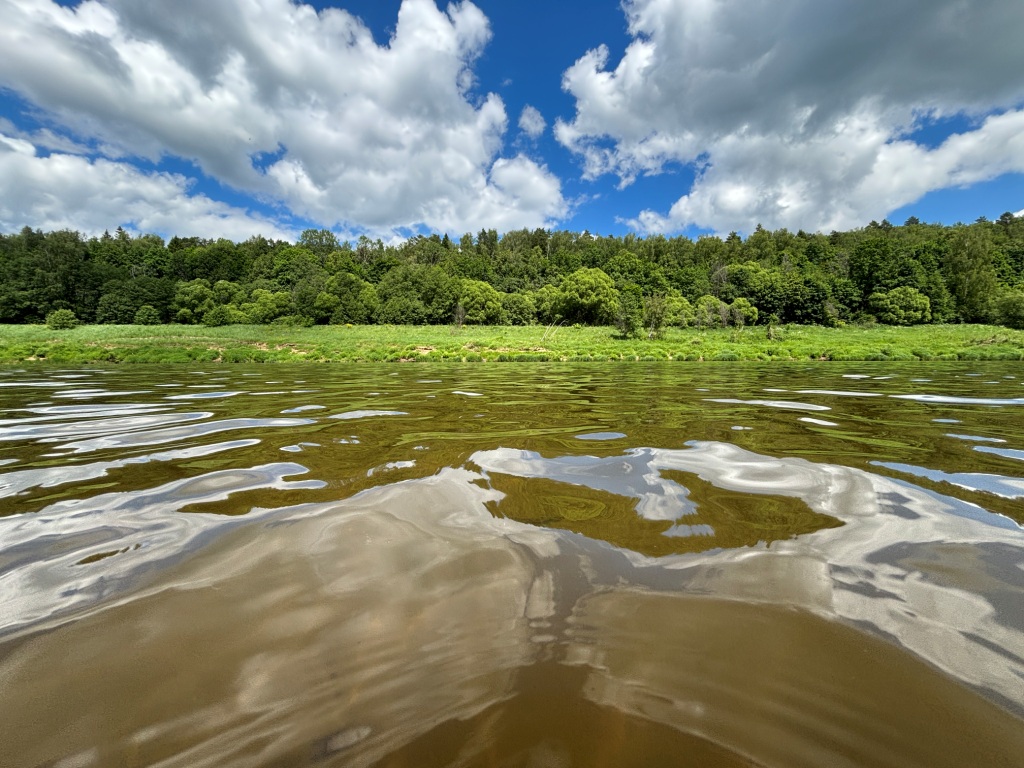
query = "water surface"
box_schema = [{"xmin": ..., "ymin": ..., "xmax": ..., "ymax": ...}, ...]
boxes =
[{"xmin": 1, "ymin": 363, "xmax": 1023, "ymax": 767}]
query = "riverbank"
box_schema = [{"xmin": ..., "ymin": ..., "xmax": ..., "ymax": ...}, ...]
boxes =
[{"xmin": 3, "ymin": 323, "xmax": 1024, "ymax": 364}]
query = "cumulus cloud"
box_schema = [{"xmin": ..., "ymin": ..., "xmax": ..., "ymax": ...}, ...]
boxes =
[
  {"xmin": 518, "ymin": 105, "xmax": 546, "ymax": 139},
  {"xmin": 556, "ymin": 0, "xmax": 1024, "ymax": 233},
  {"xmin": 0, "ymin": 132, "xmax": 297, "ymax": 240},
  {"xmin": 0, "ymin": 0, "xmax": 566, "ymax": 235}
]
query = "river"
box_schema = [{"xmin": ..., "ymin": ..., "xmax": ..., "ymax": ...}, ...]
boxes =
[{"xmin": 1, "ymin": 363, "xmax": 1022, "ymax": 767}]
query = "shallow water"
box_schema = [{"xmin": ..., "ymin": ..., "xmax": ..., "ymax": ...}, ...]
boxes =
[{"xmin": 0, "ymin": 363, "xmax": 1022, "ymax": 768}]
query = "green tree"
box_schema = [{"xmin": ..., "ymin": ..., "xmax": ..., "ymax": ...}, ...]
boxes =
[
  {"xmin": 96, "ymin": 277, "xmax": 175, "ymax": 323},
  {"xmin": 531, "ymin": 284, "xmax": 564, "ymax": 325},
  {"xmin": 558, "ymin": 268, "xmax": 620, "ymax": 324},
  {"xmin": 459, "ymin": 279, "xmax": 505, "ymax": 324},
  {"xmin": 324, "ymin": 273, "xmax": 377, "ymax": 324},
  {"xmin": 273, "ymin": 246, "xmax": 322, "ymax": 288},
  {"xmin": 239, "ymin": 289, "xmax": 292, "ymax": 324},
  {"xmin": 298, "ymin": 228, "xmax": 339, "ymax": 261},
  {"xmin": 642, "ymin": 294, "xmax": 668, "ymax": 339},
  {"xmin": 729, "ymin": 297, "xmax": 759, "ymax": 327},
  {"xmin": 614, "ymin": 283, "xmax": 644, "ymax": 338},
  {"xmin": 664, "ymin": 295, "xmax": 695, "ymax": 328},
  {"xmin": 694, "ymin": 295, "xmax": 727, "ymax": 328},
  {"xmin": 868, "ymin": 287, "xmax": 932, "ymax": 325},
  {"xmin": 500, "ymin": 292, "xmax": 536, "ymax": 325},
  {"xmin": 172, "ymin": 280, "xmax": 215, "ymax": 324},
  {"xmin": 995, "ymin": 289, "xmax": 1024, "ymax": 329},
  {"xmin": 944, "ymin": 228, "xmax": 998, "ymax": 322}
]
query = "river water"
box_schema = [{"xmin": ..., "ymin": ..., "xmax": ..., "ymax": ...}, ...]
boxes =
[{"xmin": 1, "ymin": 363, "xmax": 1022, "ymax": 768}]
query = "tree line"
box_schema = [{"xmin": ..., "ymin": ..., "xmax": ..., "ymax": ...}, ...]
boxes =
[{"xmin": 3, "ymin": 213, "xmax": 1023, "ymax": 335}]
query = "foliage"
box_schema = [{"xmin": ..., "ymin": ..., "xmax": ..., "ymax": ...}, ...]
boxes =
[
  {"xmin": 664, "ymin": 295, "xmax": 695, "ymax": 327},
  {"xmin": 694, "ymin": 295, "xmax": 728, "ymax": 328},
  {"xmin": 559, "ymin": 268, "xmax": 620, "ymax": 325},
  {"xmin": 868, "ymin": 287, "xmax": 932, "ymax": 325},
  {"xmin": 995, "ymin": 290, "xmax": 1024, "ymax": 330},
  {"xmin": 613, "ymin": 285, "xmax": 644, "ymax": 339},
  {"xmin": 500, "ymin": 292, "xmax": 536, "ymax": 325},
  {"xmin": 729, "ymin": 297, "xmax": 759, "ymax": 327},
  {"xmin": 45, "ymin": 308, "xmax": 78, "ymax": 330},
  {"xmin": 459, "ymin": 279, "xmax": 505, "ymax": 324},
  {"xmin": 4, "ymin": 214, "xmax": 1024, "ymax": 333},
  {"xmin": 173, "ymin": 279, "xmax": 215, "ymax": 324},
  {"xmin": 2, "ymin": 322, "xmax": 1023, "ymax": 364},
  {"xmin": 133, "ymin": 305, "xmax": 161, "ymax": 325}
]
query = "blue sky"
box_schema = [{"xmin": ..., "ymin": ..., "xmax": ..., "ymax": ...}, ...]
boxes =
[{"xmin": 1, "ymin": 0, "xmax": 1023, "ymax": 243}]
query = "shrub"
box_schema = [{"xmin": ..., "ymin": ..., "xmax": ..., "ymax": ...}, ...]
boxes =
[
  {"xmin": 204, "ymin": 305, "xmax": 250, "ymax": 326},
  {"xmin": 642, "ymin": 294, "xmax": 668, "ymax": 339},
  {"xmin": 868, "ymin": 287, "xmax": 931, "ymax": 325},
  {"xmin": 271, "ymin": 314, "xmax": 314, "ymax": 327},
  {"xmin": 995, "ymin": 289, "xmax": 1024, "ymax": 329},
  {"xmin": 729, "ymin": 297, "xmax": 759, "ymax": 327},
  {"xmin": 202, "ymin": 305, "xmax": 234, "ymax": 327},
  {"xmin": 614, "ymin": 288, "xmax": 644, "ymax": 339},
  {"xmin": 45, "ymin": 309, "xmax": 78, "ymax": 330},
  {"xmin": 133, "ymin": 305, "xmax": 161, "ymax": 325},
  {"xmin": 459, "ymin": 279, "xmax": 505, "ymax": 324},
  {"xmin": 500, "ymin": 292, "xmax": 536, "ymax": 325}
]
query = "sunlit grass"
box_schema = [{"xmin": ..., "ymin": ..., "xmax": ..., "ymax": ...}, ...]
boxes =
[{"xmin": 1, "ymin": 323, "xmax": 1023, "ymax": 364}]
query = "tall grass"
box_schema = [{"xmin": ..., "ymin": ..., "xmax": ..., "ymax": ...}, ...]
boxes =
[{"xmin": 1, "ymin": 323, "xmax": 1022, "ymax": 364}]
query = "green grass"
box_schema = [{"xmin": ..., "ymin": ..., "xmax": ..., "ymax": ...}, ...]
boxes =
[{"xmin": 1, "ymin": 323, "xmax": 1023, "ymax": 364}]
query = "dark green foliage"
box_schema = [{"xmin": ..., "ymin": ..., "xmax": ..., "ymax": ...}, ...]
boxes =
[
  {"xmin": 4, "ymin": 214, "xmax": 1024, "ymax": 332},
  {"xmin": 133, "ymin": 305, "xmax": 161, "ymax": 325},
  {"xmin": 995, "ymin": 290, "xmax": 1024, "ymax": 329},
  {"xmin": 614, "ymin": 284, "xmax": 644, "ymax": 339},
  {"xmin": 944, "ymin": 227, "xmax": 999, "ymax": 322},
  {"xmin": 96, "ymin": 277, "xmax": 175, "ymax": 323}
]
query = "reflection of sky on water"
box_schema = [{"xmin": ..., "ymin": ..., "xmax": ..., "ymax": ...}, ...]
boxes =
[
  {"xmin": 975, "ymin": 445, "xmax": 1024, "ymax": 462},
  {"xmin": 474, "ymin": 441, "xmax": 1024, "ymax": 714},
  {"xmin": 473, "ymin": 447, "xmax": 698, "ymax": 522},
  {"xmin": 875, "ymin": 460, "xmax": 1024, "ymax": 500},
  {"xmin": 2, "ymin": 364, "xmax": 1024, "ymax": 765}
]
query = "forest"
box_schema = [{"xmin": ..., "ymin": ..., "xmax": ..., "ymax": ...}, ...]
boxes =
[{"xmin": 2, "ymin": 213, "xmax": 1024, "ymax": 336}]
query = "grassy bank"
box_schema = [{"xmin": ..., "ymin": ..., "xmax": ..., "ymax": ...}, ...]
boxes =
[{"xmin": 2, "ymin": 323, "xmax": 1024, "ymax": 364}]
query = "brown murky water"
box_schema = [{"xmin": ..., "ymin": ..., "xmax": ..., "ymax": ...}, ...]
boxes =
[{"xmin": 0, "ymin": 363, "xmax": 1022, "ymax": 767}]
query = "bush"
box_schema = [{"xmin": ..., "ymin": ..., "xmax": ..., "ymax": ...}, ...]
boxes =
[
  {"xmin": 459, "ymin": 279, "xmax": 505, "ymax": 324},
  {"xmin": 614, "ymin": 287, "xmax": 644, "ymax": 339},
  {"xmin": 500, "ymin": 292, "xmax": 536, "ymax": 325},
  {"xmin": 202, "ymin": 305, "xmax": 250, "ymax": 326},
  {"xmin": 868, "ymin": 287, "xmax": 931, "ymax": 325},
  {"xmin": 995, "ymin": 290, "xmax": 1024, "ymax": 329},
  {"xmin": 133, "ymin": 305, "xmax": 161, "ymax": 325},
  {"xmin": 271, "ymin": 314, "xmax": 314, "ymax": 327},
  {"xmin": 45, "ymin": 309, "xmax": 78, "ymax": 330},
  {"xmin": 729, "ymin": 297, "xmax": 759, "ymax": 327},
  {"xmin": 202, "ymin": 305, "xmax": 234, "ymax": 327}
]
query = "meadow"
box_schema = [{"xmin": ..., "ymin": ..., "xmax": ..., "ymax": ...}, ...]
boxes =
[{"xmin": 3, "ymin": 323, "xmax": 1024, "ymax": 364}]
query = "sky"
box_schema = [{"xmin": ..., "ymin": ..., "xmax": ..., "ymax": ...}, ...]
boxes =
[{"xmin": 1, "ymin": 0, "xmax": 1024, "ymax": 243}]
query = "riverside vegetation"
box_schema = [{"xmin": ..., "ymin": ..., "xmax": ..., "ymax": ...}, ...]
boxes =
[
  {"xmin": 3, "ymin": 323, "xmax": 1023, "ymax": 364},
  {"xmin": 2, "ymin": 214, "xmax": 1024, "ymax": 362}
]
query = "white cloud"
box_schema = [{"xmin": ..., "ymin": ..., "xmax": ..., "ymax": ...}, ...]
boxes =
[
  {"xmin": 518, "ymin": 105, "xmax": 546, "ymax": 139},
  {"xmin": 0, "ymin": 0, "xmax": 565, "ymax": 235},
  {"xmin": 0, "ymin": 132, "xmax": 297, "ymax": 240},
  {"xmin": 557, "ymin": 0, "xmax": 1024, "ymax": 233}
]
